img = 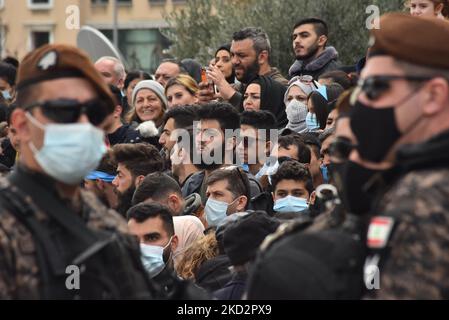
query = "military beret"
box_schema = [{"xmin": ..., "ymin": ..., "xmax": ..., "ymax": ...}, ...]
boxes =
[
  {"xmin": 16, "ymin": 44, "xmax": 115, "ymax": 112},
  {"xmin": 369, "ymin": 13, "xmax": 449, "ymax": 70}
]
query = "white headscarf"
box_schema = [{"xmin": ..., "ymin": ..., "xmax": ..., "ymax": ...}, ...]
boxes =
[{"xmin": 173, "ymin": 216, "xmax": 205, "ymax": 266}]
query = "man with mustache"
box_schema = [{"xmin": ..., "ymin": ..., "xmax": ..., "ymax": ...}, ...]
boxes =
[
  {"xmin": 111, "ymin": 143, "xmax": 164, "ymax": 217},
  {"xmin": 289, "ymin": 18, "xmax": 341, "ymax": 80},
  {"xmin": 199, "ymin": 27, "xmax": 288, "ymax": 108}
]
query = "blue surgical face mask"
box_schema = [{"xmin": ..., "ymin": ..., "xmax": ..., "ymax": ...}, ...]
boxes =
[
  {"xmin": 26, "ymin": 113, "xmax": 106, "ymax": 185},
  {"xmin": 205, "ymin": 197, "xmax": 238, "ymax": 227},
  {"xmin": 2, "ymin": 90, "xmax": 12, "ymax": 101},
  {"xmin": 321, "ymin": 164, "xmax": 329, "ymax": 183},
  {"xmin": 273, "ymin": 195, "xmax": 309, "ymax": 213},
  {"xmin": 241, "ymin": 163, "xmax": 250, "ymax": 173},
  {"xmin": 140, "ymin": 237, "xmax": 172, "ymax": 278},
  {"xmin": 306, "ymin": 112, "xmax": 320, "ymax": 131}
]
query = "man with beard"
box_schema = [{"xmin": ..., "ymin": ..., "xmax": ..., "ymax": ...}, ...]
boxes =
[
  {"xmin": 199, "ymin": 27, "xmax": 288, "ymax": 108},
  {"xmin": 181, "ymin": 102, "xmax": 240, "ymax": 204},
  {"xmin": 289, "ymin": 18, "xmax": 340, "ymax": 80},
  {"xmin": 111, "ymin": 143, "xmax": 164, "ymax": 217}
]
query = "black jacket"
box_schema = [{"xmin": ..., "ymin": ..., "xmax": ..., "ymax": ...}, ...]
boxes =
[{"xmin": 181, "ymin": 171, "xmax": 263, "ymax": 205}]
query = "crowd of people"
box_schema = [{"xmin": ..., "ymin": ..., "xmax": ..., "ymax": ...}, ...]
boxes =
[{"xmin": 0, "ymin": 0, "xmax": 449, "ymax": 300}]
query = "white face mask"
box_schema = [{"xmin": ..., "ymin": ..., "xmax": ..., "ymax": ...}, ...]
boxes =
[
  {"xmin": 140, "ymin": 237, "xmax": 173, "ymax": 278},
  {"xmin": 26, "ymin": 112, "xmax": 107, "ymax": 185},
  {"xmin": 1, "ymin": 90, "xmax": 12, "ymax": 101},
  {"xmin": 286, "ymin": 100, "xmax": 308, "ymax": 123}
]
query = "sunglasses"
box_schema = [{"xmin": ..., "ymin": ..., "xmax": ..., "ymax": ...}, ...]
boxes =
[
  {"xmin": 328, "ymin": 136, "xmax": 357, "ymax": 162},
  {"xmin": 288, "ymin": 75, "xmax": 317, "ymax": 87},
  {"xmin": 356, "ymin": 75, "xmax": 432, "ymax": 101},
  {"xmin": 23, "ymin": 98, "xmax": 113, "ymax": 125}
]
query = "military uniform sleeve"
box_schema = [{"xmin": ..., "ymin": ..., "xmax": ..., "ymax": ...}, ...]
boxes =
[
  {"xmin": 375, "ymin": 170, "xmax": 449, "ymax": 299},
  {"xmin": 0, "ymin": 215, "xmax": 17, "ymax": 299}
]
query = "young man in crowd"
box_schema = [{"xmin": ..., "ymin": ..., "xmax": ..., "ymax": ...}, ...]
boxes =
[
  {"xmin": 271, "ymin": 160, "xmax": 316, "ymax": 217},
  {"xmin": 127, "ymin": 203, "xmax": 179, "ymax": 295},
  {"xmin": 182, "ymin": 102, "xmax": 240, "ymax": 203},
  {"xmin": 289, "ymin": 18, "xmax": 340, "ymax": 79},
  {"xmin": 132, "ymin": 172, "xmax": 203, "ymax": 218},
  {"xmin": 159, "ymin": 105, "xmax": 198, "ymax": 166},
  {"xmin": 111, "ymin": 143, "xmax": 164, "ymax": 217},
  {"xmin": 236, "ymin": 110, "xmax": 277, "ymax": 177}
]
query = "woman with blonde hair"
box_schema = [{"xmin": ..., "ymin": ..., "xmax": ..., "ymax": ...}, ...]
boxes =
[
  {"xmin": 406, "ymin": 0, "xmax": 449, "ymax": 18},
  {"xmin": 175, "ymin": 231, "xmax": 219, "ymax": 280},
  {"xmin": 165, "ymin": 74, "xmax": 199, "ymax": 109}
]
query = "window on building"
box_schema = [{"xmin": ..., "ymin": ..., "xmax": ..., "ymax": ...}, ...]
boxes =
[
  {"xmin": 91, "ymin": 0, "xmax": 132, "ymax": 5},
  {"xmin": 149, "ymin": 0, "xmax": 166, "ymax": 5},
  {"xmin": 0, "ymin": 0, "xmax": 5, "ymax": 10},
  {"xmin": 31, "ymin": 31, "xmax": 50, "ymax": 49},
  {"xmin": 27, "ymin": 0, "xmax": 54, "ymax": 10},
  {"xmin": 99, "ymin": 28, "xmax": 170, "ymax": 73},
  {"xmin": 91, "ymin": 0, "xmax": 108, "ymax": 6}
]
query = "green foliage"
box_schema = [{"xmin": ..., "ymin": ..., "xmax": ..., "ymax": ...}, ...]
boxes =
[{"xmin": 163, "ymin": 0, "xmax": 405, "ymax": 74}]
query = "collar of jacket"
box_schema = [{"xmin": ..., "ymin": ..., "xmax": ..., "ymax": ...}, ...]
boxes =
[
  {"xmin": 396, "ymin": 129, "xmax": 449, "ymax": 173},
  {"xmin": 289, "ymin": 46, "xmax": 339, "ymax": 76},
  {"xmin": 366, "ymin": 129, "xmax": 449, "ymax": 201}
]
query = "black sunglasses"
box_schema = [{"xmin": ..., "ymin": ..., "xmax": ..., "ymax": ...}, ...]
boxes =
[
  {"xmin": 23, "ymin": 98, "xmax": 113, "ymax": 125},
  {"xmin": 357, "ymin": 75, "xmax": 432, "ymax": 101},
  {"xmin": 328, "ymin": 136, "xmax": 357, "ymax": 162}
]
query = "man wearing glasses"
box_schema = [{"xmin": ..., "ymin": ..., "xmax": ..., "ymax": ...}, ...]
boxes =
[
  {"xmin": 0, "ymin": 45, "xmax": 153, "ymax": 299},
  {"xmin": 349, "ymin": 14, "xmax": 449, "ymax": 299}
]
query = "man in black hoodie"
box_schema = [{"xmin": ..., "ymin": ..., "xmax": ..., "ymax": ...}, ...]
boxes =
[{"xmin": 289, "ymin": 18, "xmax": 340, "ymax": 80}]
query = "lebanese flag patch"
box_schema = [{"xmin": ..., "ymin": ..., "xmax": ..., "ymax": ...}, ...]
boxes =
[{"xmin": 367, "ymin": 216, "xmax": 395, "ymax": 249}]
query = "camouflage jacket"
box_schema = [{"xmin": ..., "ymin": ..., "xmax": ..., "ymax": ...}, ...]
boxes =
[
  {"xmin": 0, "ymin": 168, "xmax": 130, "ymax": 299},
  {"xmin": 369, "ymin": 130, "xmax": 449, "ymax": 299}
]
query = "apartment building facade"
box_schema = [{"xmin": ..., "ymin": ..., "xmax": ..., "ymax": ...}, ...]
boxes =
[{"xmin": 0, "ymin": 0, "xmax": 185, "ymax": 72}]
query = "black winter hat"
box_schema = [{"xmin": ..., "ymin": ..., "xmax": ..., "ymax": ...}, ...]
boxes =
[
  {"xmin": 246, "ymin": 229, "xmax": 365, "ymax": 300},
  {"xmin": 223, "ymin": 211, "xmax": 280, "ymax": 267}
]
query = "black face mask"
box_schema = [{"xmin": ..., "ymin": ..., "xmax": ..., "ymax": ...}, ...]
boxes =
[
  {"xmin": 350, "ymin": 100, "xmax": 401, "ymax": 163},
  {"xmin": 332, "ymin": 161, "xmax": 379, "ymax": 216}
]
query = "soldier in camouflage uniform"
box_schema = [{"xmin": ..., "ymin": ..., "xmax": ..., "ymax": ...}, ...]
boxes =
[
  {"xmin": 348, "ymin": 13, "xmax": 449, "ymax": 299},
  {"xmin": 0, "ymin": 44, "xmax": 152, "ymax": 299}
]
